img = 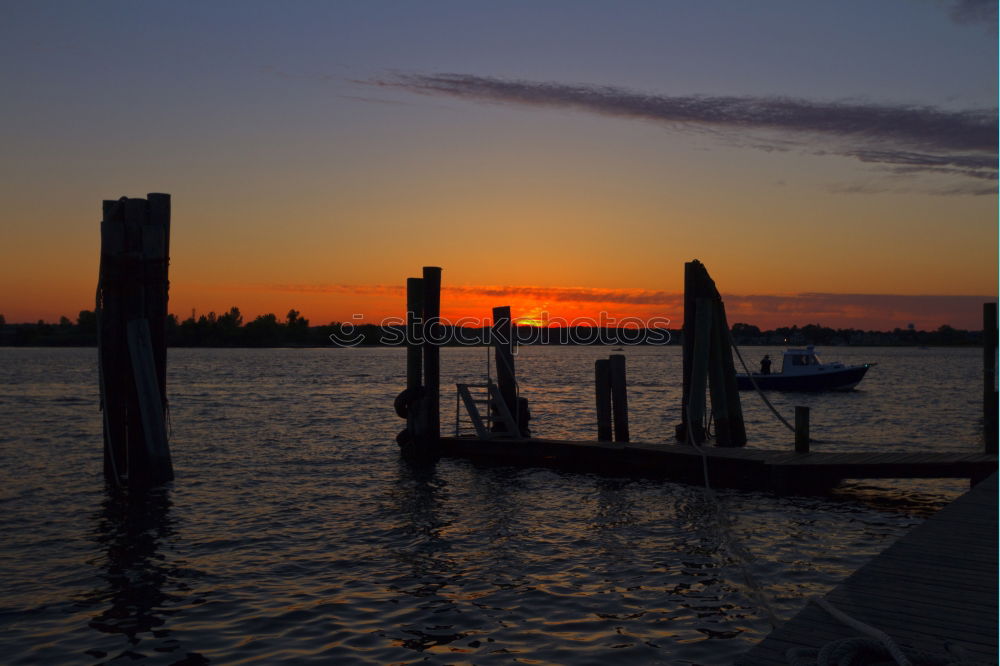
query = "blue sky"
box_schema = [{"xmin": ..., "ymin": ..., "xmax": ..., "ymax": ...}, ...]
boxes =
[{"xmin": 0, "ymin": 1, "xmax": 996, "ymax": 328}]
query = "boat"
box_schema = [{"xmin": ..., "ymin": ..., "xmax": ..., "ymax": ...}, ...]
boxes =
[{"xmin": 736, "ymin": 345, "xmax": 873, "ymax": 391}]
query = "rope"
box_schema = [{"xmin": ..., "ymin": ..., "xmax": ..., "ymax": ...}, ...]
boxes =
[
  {"xmin": 729, "ymin": 340, "xmax": 796, "ymax": 434},
  {"xmin": 812, "ymin": 597, "xmax": 912, "ymax": 665},
  {"xmin": 684, "ymin": 400, "xmax": 784, "ymax": 629},
  {"xmin": 785, "ymin": 597, "xmax": 984, "ymax": 665}
]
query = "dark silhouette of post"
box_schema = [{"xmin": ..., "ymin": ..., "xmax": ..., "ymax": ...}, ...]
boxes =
[
  {"xmin": 709, "ymin": 299, "xmax": 745, "ymax": 447},
  {"xmin": 795, "ymin": 406, "xmax": 810, "ymax": 453},
  {"xmin": 97, "ymin": 194, "xmax": 173, "ymax": 488},
  {"xmin": 405, "ymin": 277, "xmax": 424, "ymax": 442},
  {"xmin": 492, "ymin": 306, "xmax": 518, "ymax": 434},
  {"xmin": 595, "ymin": 359, "xmax": 612, "ymax": 441},
  {"xmin": 985, "ymin": 303, "xmax": 998, "ymax": 453},
  {"xmin": 421, "ymin": 267, "xmax": 442, "ymax": 456},
  {"xmin": 687, "ymin": 298, "xmax": 713, "ymax": 443},
  {"xmin": 609, "ymin": 354, "xmax": 629, "ymax": 442},
  {"xmin": 677, "ymin": 260, "xmax": 746, "ymax": 447}
]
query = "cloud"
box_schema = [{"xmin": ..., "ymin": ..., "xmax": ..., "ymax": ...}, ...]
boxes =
[
  {"xmin": 945, "ymin": 0, "xmax": 998, "ymax": 26},
  {"xmin": 253, "ymin": 282, "xmax": 989, "ymax": 326},
  {"xmin": 369, "ymin": 72, "xmax": 998, "ymax": 188}
]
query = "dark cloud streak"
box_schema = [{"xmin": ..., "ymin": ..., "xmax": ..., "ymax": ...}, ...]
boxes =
[{"xmin": 370, "ymin": 72, "xmax": 998, "ymax": 188}]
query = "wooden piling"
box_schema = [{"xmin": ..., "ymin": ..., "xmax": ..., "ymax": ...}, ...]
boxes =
[
  {"xmin": 421, "ymin": 267, "xmax": 442, "ymax": 455},
  {"xmin": 97, "ymin": 194, "xmax": 173, "ymax": 488},
  {"xmin": 406, "ymin": 278, "xmax": 424, "ymax": 393},
  {"xmin": 609, "ymin": 354, "xmax": 630, "ymax": 442},
  {"xmin": 985, "ymin": 302, "xmax": 997, "ymax": 454},
  {"xmin": 400, "ymin": 277, "xmax": 425, "ymax": 447},
  {"xmin": 595, "ymin": 359, "xmax": 612, "ymax": 441},
  {"xmin": 795, "ymin": 406, "xmax": 810, "ymax": 453},
  {"xmin": 677, "ymin": 260, "xmax": 746, "ymax": 447},
  {"xmin": 687, "ymin": 298, "xmax": 713, "ymax": 443},
  {"xmin": 492, "ymin": 305, "xmax": 519, "ymax": 435},
  {"xmin": 679, "ymin": 261, "xmax": 698, "ymax": 441},
  {"xmin": 709, "ymin": 299, "xmax": 746, "ymax": 447}
]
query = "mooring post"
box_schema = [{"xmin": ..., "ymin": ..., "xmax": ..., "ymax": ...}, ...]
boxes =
[
  {"xmin": 709, "ymin": 299, "xmax": 746, "ymax": 447},
  {"xmin": 687, "ymin": 298, "xmax": 713, "ymax": 443},
  {"xmin": 491, "ymin": 305, "xmax": 519, "ymax": 433},
  {"xmin": 595, "ymin": 358, "xmax": 612, "ymax": 441},
  {"xmin": 97, "ymin": 194, "xmax": 173, "ymax": 488},
  {"xmin": 985, "ymin": 303, "xmax": 998, "ymax": 454},
  {"xmin": 99, "ymin": 199, "xmax": 127, "ymax": 482},
  {"xmin": 406, "ymin": 278, "xmax": 424, "ymax": 393},
  {"xmin": 403, "ymin": 277, "xmax": 425, "ymax": 447},
  {"xmin": 609, "ymin": 354, "xmax": 630, "ymax": 442},
  {"xmin": 795, "ymin": 406, "xmax": 810, "ymax": 453},
  {"xmin": 679, "ymin": 261, "xmax": 697, "ymax": 440},
  {"xmin": 421, "ymin": 267, "xmax": 442, "ymax": 455}
]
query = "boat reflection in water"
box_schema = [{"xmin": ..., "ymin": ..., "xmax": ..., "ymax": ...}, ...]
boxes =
[{"xmin": 736, "ymin": 345, "xmax": 874, "ymax": 391}]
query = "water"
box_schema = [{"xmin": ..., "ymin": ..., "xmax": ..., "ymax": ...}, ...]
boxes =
[{"xmin": 0, "ymin": 345, "xmax": 983, "ymax": 664}]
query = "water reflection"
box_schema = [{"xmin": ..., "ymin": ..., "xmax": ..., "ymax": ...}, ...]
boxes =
[
  {"xmin": 386, "ymin": 460, "xmax": 469, "ymax": 654},
  {"xmin": 83, "ymin": 488, "xmax": 206, "ymax": 664}
]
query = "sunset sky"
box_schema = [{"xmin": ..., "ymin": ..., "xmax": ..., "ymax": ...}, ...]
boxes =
[{"xmin": 1, "ymin": 1, "xmax": 996, "ymax": 330}]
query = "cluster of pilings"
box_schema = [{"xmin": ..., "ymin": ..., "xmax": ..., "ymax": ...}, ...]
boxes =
[
  {"xmin": 395, "ymin": 269, "xmax": 533, "ymax": 457},
  {"xmin": 97, "ymin": 194, "xmax": 173, "ymax": 488},
  {"xmin": 677, "ymin": 260, "xmax": 747, "ymax": 447},
  {"xmin": 395, "ymin": 267, "xmax": 442, "ymax": 459}
]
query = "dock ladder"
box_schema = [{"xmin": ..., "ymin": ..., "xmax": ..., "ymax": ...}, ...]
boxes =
[{"xmin": 454, "ymin": 379, "xmax": 521, "ymax": 439}]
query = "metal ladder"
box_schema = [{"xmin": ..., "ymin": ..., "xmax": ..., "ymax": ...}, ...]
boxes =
[{"xmin": 454, "ymin": 379, "xmax": 521, "ymax": 439}]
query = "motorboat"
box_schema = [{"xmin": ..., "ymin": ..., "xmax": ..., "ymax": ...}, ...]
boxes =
[{"xmin": 736, "ymin": 345, "xmax": 873, "ymax": 391}]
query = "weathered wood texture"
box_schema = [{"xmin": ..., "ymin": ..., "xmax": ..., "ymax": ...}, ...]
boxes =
[
  {"xmin": 737, "ymin": 472, "xmax": 998, "ymax": 664},
  {"xmin": 420, "ymin": 266, "xmax": 442, "ymax": 455},
  {"xmin": 985, "ymin": 302, "xmax": 997, "ymax": 453},
  {"xmin": 437, "ymin": 436, "xmax": 997, "ymax": 493},
  {"xmin": 595, "ymin": 359, "xmax": 612, "ymax": 442},
  {"xmin": 609, "ymin": 354, "xmax": 629, "ymax": 442},
  {"xmin": 794, "ymin": 406, "xmax": 810, "ymax": 453},
  {"xmin": 491, "ymin": 305, "xmax": 517, "ymax": 435},
  {"xmin": 97, "ymin": 194, "xmax": 173, "ymax": 488},
  {"xmin": 679, "ymin": 260, "xmax": 746, "ymax": 446}
]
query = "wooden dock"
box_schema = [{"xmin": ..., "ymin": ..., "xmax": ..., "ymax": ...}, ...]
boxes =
[
  {"xmin": 438, "ymin": 437, "xmax": 997, "ymax": 493},
  {"xmin": 737, "ymin": 472, "xmax": 998, "ymax": 664}
]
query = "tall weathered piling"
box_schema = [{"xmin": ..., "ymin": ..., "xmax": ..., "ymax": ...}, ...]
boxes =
[
  {"xmin": 491, "ymin": 306, "xmax": 518, "ymax": 433},
  {"xmin": 985, "ymin": 302, "xmax": 998, "ymax": 453},
  {"xmin": 421, "ymin": 267, "xmax": 442, "ymax": 455},
  {"xmin": 405, "ymin": 277, "xmax": 424, "ymax": 444},
  {"xmin": 677, "ymin": 260, "xmax": 746, "ymax": 446},
  {"xmin": 595, "ymin": 359, "xmax": 612, "ymax": 441},
  {"xmin": 97, "ymin": 194, "xmax": 173, "ymax": 488},
  {"xmin": 609, "ymin": 354, "xmax": 630, "ymax": 442}
]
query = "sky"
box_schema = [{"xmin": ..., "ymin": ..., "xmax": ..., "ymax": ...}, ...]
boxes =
[{"xmin": 0, "ymin": 0, "xmax": 996, "ymax": 330}]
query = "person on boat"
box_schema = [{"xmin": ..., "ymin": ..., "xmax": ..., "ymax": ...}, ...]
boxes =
[{"xmin": 760, "ymin": 354, "xmax": 772, "ymax": 375}]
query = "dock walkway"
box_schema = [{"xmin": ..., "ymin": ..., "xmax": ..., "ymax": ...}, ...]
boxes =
[
  {"xmin": 737, "ymin": 472, "xmax": 998, "ymax": 664},
  {"xmin": 438, "ymin": 437, "xmax": 997, "ymax": 493}
]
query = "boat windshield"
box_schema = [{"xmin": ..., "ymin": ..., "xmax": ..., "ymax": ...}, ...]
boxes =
[{"xmin": 789, "ymin": 353, "xmax": 819, "ymax": 366}]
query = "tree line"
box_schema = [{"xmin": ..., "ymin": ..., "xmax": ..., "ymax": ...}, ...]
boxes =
[{"xmin": 0, "ymin": 309, "xmax": 986, "ymax": 347}]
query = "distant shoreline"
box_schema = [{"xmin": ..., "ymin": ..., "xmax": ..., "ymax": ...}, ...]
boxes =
[{"xmin": 0, "ymin": 310, "xmax": 986, "ymax": 348}]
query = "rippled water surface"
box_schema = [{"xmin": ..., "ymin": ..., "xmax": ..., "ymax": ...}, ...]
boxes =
[{"xmin": 0, "ymin": 345, "xmax": 983, "ymax": 664}]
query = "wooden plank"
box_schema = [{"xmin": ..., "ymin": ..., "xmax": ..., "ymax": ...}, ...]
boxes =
[
  {"xmin": 738, "ymin": 473, "xmax": 998, "ymax": 664},
  {"xmin": 126, "ymin": 318, "xmax": 173, "ymax": 484}
]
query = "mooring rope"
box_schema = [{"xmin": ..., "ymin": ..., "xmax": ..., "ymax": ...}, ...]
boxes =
[
  {"xmin": 785, "ymin": 597, "xmax": 983, "ymax": 665},
  {"xmin": 729, "ymin": 340, "xmax": 796, "ymax": 434},
  {"xmin": 684, "ymin": 401, "xmax": 784, "ymax": 629}
]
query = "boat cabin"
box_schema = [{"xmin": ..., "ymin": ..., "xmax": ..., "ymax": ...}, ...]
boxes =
[{"xmin": 781, "ymin": 345, "xmax": 843, "ymax": 375}]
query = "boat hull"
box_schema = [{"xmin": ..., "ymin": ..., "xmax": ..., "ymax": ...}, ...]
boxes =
[{"xmin": 736, "ymin": 365, "xmax": 870, "ymax": 391}]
